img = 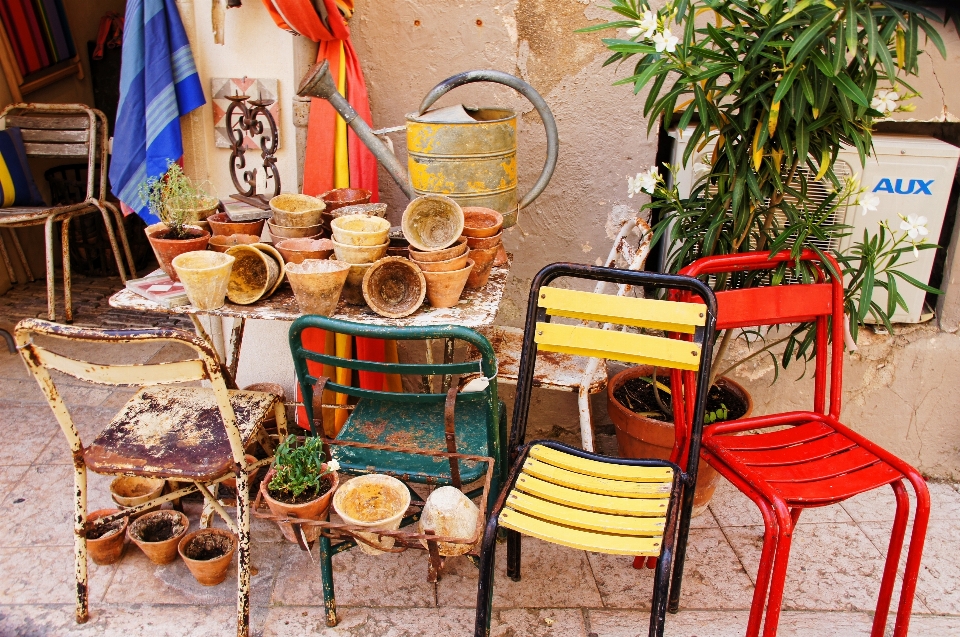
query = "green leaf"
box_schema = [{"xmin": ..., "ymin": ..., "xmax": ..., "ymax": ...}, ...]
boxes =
[
  {"xmin": 891, "ymin": 269, "xmax": 943, "ymax": 294},
  {"xmin": 786, "ymin": 9, "xmax": 839, "ymax": 63},
  {"xmin": 575, "ymin": 20, "xmax": 639, "ymax": 33},
  {"xmin": 830, "ymin": 71, "xmax": 870, "ymax": 107}
]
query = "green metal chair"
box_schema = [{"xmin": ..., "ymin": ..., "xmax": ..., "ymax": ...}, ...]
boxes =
[{"xmin": 289, "ymin": 316, "xmax": 507, "ymax": 627}]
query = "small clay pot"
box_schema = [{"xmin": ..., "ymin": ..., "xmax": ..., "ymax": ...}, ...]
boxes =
[
  {"xmin": 342, "ymin": 262, "xmax": 373, "ymax": 305},
  {"xmin": 223, "ymin": 454, "xmax": 261, "ymax": 490},
  {"xmin": 269, "ymin": 193, "xmax": 326, "ymax": 228},
  {"xmin": 321, "ymin": 188, "xmax": 372, "ymax": 212},
  {"xmin": 166, "ymin": 199, "xmax": 220, "ymax": 224},
  {"xmin": 466, "ymin": 231, "xmax": 502, "ymax": 250},
  {"xmin": 267, "ymin": 220, "xmax": 324, "ymax": 241},
  {"xmin": 145, "ymin": 225, "xmax": 211, "ymax": 281},
  {"xmin": 110, "ymin": 476, "xmax": 165, "ymax": 517},
  {"xmin": 408, "ymin": 237, "xmax": 468, "ymax": 263},
  {"xmin": 413, "ymin": 249, "xmax": 470, "ymax": 272},
  {"xmin": 461, "ymin": 207, "xmax": 503, "ymax": 238},
  {"xmin": 332, "ymin": 238, "xmax": 389, "ymax": 264},
  {"xmin": 208, "ymin": 234, "xmax": 260, "ymax": 253},
  {"xmin": 330, "ymin": 202, "xmax": 388, "ymax": 220},
  {"xmin": 422, "ymin": 259, "xmax": 474, "ymax": 308},
  {"xmin": 333, "ymin": 474, "xmax": 410, "ymax": 555},
  {"xmin": 127, "ymin": 510, "xmax": 189, "ymax": 565},
  {"xmin": 206, "ymin": 212, "xmax": 265, "ymax": 238},
  {"xmin": 260, "ymin": 468, "xmax": 339, "ymax": 544},
  {"xmin": 178, "ymin": 528, "xmax": 236, "ymax": 586},
  {"xmin": 331, "ymin": 214, "xmax": 391, "ymax": 246},
  {"xmin": 493, "ymin": 242, "xmax": 508, "ymax": 267},
  {"xmin": 465, "ymin": 244, "xmax": 500, "ymax": 289},
  {"xmin": 226, "ymin": 244, "xmax": 285, "ymax": 304},
  {"xmin": 86, "ymin": 509, "xmax": 127, "ymax": 565},
  {"xmin": 362, "ymin": 257, "xmax": 426, "ymax": 318},
  {"xmin": 275, "ymin": 238, "xmax": 334, "ymax": 264},
  {"xmin": 173, "ymin": 251, "xmax": 235, "ymax": 310},
  {"xmin": 286, "ymin": 259, "xmax": 351, "ymax": 316},
  {"xmin": 401, "ymin": 195, "xmax": 464, "ymax": 252}
]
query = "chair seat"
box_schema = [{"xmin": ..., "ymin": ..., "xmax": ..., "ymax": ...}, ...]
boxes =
[
  {"xmin": 0, "ymin": 203, "xmax": 91, "ymax": 225},
  {"xmin": 84, "ymin": 386, "xmax": 277, "ymax": 481},
  {"xmin": 478, "ymin": 325, "xmax": 608, "ymax": 392},
  {"xmin": 332, "ymin": 396, "xmax": 504, "ymax": 485},
  {"xmin": 705, "ymin": 420, "xmax": 904, "ymax": 506},
  {"xmin": 499, "ymin": 444, "xmax": 673, "ymax": 556}
]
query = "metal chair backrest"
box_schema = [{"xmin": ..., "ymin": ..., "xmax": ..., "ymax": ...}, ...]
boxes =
[
  {"xmin": 678, "ymin": 249, "xmax": 845, "ymax": 418},
  {"xmin": 0, "ymin": 104, "xmax": 107, "ymax": 202},
  {"xmin": 14, "ymin": 318, "xmax": 246, "ymax": 464},
  {"xmin": 289, "ymin": 315, "xmax": 501, "ymax": 437}
]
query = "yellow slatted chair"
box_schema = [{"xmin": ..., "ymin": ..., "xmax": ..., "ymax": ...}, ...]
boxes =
[
  {"xmin": 474, "ymin": 263, "xmax": 717, "ymax": 637},
  {"xmin": 15, "ymin": 319, "xmax": 286, "ymax": 637}
]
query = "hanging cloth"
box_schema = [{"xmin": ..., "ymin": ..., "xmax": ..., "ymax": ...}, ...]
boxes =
[
  {"xmin": 110, "ymin": 0, "xmax": 205, "ymax": 224},
  {"xmin": 260, "ymin": 0, "xmax": 378, "ymax": 199}
]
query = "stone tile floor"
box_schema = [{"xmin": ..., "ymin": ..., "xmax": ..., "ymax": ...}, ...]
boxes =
[{"xmin": 1, "ymin": 275, "xmax": 959, "ymax": 636}]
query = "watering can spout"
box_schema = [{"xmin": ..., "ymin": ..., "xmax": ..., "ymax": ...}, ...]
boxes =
[{"xmin": 297, "ymin": 60, "xmax": 416, "ymax": 198}]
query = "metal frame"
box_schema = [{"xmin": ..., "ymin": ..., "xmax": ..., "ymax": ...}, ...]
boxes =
[
  {"xmin": 0, "ymin": 103, "xmax": 135, "ymax": 322},
  {"xmin": 14, "ymin": 318, "xmax": 285, "ymax": 637},
  {"xmin": 508, "ymin": 262, "xmax": 717, "ymax": 613},
  {"xmin": 474, "ymin": 439, "xmax": 683, "ymax": 637},
  {"xmin": 678, "ymin": 250, "xmax": 930, "ymax": 637}
]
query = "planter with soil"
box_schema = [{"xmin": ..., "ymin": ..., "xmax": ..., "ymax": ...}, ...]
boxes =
[
  {"xmin": 259, "ymin": 467, "xmax": 339, "ymax": 544},
  {"xmin": 144, "ymin": 223, "xmax": 211, "ymax": 281},
  {"xmin": 128, "ymin": 510, "xmax": 189, "ymax": 565},
  {"xmin": 607, "ymin": 365, "xmax": 753, "ymax": 516},
  {"xmin": 86, "ymin": 509, "xmax": 128, "ymax": 565},
  {"xmin": 178, "ymin": 528, "xmax": 236, "ymax": 586}
]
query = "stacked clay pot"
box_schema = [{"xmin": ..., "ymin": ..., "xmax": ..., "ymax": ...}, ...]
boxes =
[
  {"xmin": 460, "ymin": 207, "xmax": 503, "ymax": 290},
  {"xmin": 267, "ymin": 193, "xmax": 325, "ymax": 243},
  {"xmin": 331, "ymin": 214, "xmax": 390, "ymax": 306},
  {"xmin": 402, "ymin": 195, "xmax": 473, "ymax": 309}
]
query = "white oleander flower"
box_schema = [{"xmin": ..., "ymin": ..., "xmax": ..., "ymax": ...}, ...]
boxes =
[
  {"xmin": 871, "ymin": 89, "xmax": 900, "ymax": 114},
  {"xmin": 630, "ymin": 10, "xmax": 658, "ymax": 39},
  {"xmin": 900, "ymin": 214, "xmax": 928, "ymax": 240},
  {"xmin": 652, "ymin": 29, "xmax": 679, "ymax": 53},
  {"xmin": 326, "ymin": 459, "xmax": 340, "ymax": 472},
  {"xmin": 627, "ymin": 166, "xmax": 659, "ymax": 198},
  {"xmin": 857, "ymin": 193, "xmax": 879, "ymax": 216}
]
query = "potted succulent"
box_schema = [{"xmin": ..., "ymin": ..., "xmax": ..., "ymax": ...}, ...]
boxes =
[
  {"xmin": 139, "ymin": 161, "xmax": 218, "ymax": 280},
  {"xmin": 260, "ymin": 435, "xmax": 340, "ymax": 544},
  {"xmin": 585, "ymin": 0, "xmax": 948, "ymax": 505}
]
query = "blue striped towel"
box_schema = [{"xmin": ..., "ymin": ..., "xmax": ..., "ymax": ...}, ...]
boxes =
[{"xmin": 110, "ymin": 0, "xmax": 205, "ymax": 224}]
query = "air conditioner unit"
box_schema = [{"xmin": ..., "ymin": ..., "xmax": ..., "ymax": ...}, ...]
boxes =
[{"xmin": 663, "ymin": 129, "xmax": 960, "ymax": 323}]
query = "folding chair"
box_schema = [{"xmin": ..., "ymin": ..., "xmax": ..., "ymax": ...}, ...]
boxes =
[
  {"xmin": 474, "ymin": 263, "xmax": 717, "ymax": 637},
  {"xmin": 15, "ymin": 319, "xmax": 286, "ymax": 637}
]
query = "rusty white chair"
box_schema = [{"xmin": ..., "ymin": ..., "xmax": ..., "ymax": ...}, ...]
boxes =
[
  {"xmin": 0, "ymin": 104, "xmax": 135, "ymax": 322},
  {"xmin": 475, "ymin": 216, "xmax": 652, "ymax": 451},
  {"xmin": 15, "ymin": 319, "xmax": 286, "ymax": 637}
]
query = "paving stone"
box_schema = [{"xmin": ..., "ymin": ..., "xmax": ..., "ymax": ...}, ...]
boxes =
[
  {"xmin": 586, "ymin": 609, "xmax": 880, "ymax": 636},
  {"xmin": 0, "ymin": 401, "xmax": 58, "ymax": 465},
  {"xmin": 841, "ymin": 480, "xmax": 960, "ymax": 523},
  {"xmin": 0, "ymin": 464, "xmax": 30, "ymax": 500},
  {"xmin": 0, "ymin": 545, "xmax": 117, "ymax": 605},
  {"xmin": 0, "ymin": 603, "xmax": 249, "ymax": 636}
]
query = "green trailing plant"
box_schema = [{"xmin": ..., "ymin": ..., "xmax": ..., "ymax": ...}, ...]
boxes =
[
  {"xmin": 138, "ymin": 161, "xmax": 216, "ymax": 239},
  {"xmin": 268, "ymin": 435, "xmax": 339, "ymax": 500}
]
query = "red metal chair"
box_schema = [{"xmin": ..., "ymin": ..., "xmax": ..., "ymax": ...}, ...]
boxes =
[{"xmin": 674, "ymin": 250, "xmax": 929, "ymax": 637}]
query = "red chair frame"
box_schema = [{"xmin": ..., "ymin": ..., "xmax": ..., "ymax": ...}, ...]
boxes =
[{"xmin": 672, "ymin": 250, "xmax": 929, "ymax": 637}]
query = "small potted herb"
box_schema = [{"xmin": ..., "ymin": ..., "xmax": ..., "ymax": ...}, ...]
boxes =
[
  {"xmin": 259, "ymin": 435, "xmax": 340, "ymax": 544},
  {"xmin": 139, "ymin": 161, "xmax": 218, "ymax": 281}
]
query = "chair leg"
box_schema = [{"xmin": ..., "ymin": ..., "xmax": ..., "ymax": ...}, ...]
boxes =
[
  {"xmin": 506, "ymin": 529, "xmax": 521, "ymax": 581},
  {"xmin": 235, "ymin": 466, "xmax": 251, "ymax": 637},
  {"xmin": 201, "ymin": 482, "xmax": 220, "ymax": 528},
  {"xmin": 73, "ymin": 462, "xmax": 89, "ymax": 623},
  {"xmin": 474, "ymin": 517, "xmax": 499, "ymax": 637},
  {"xmin": 760, "ymin": 503, "xmax": 797, "ymax": 637},
  {"xmin": 44, "ymin": 216, "xmax": 57, "ymax": 320},
  {"xmin": 61, "ymin": 216, "xmax": 73, "ymax": 323},
  {"xmin": 104, "ymin": 201, "xmax": 137, "ymax": 278},
  {"xmin": 667, "ymin": 472, "xmax": 698, "ymax": 612},
  {"xmin": 319, "ymin": 532, "xmax": 338, "ymax": 626},
  {"xmin": 576, "ymin": 384, "xmax": 594, "ymax": 452},
  {"xmin": 9, "ymin": 227, "xmax": 35, "ymax": 282},
  {"xmin": 871, "ymin": 480, "xmax": 909, "ymax": 637},
  {"xmin": 95, "ymin": 201, "xmax": 131, "ymax": 282},
  {"xmin": 892, "ymin": 475, "xmax": 931, "ymax": 637},
  {"xmin": 274, "ymin": 400, "xmax": 288, "ymax": 439},
  {"xmin": 0, "ymin": 230, "xmax": 17, "ymax": 284}
]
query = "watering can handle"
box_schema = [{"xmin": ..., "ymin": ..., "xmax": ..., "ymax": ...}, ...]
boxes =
[{"xmin": 418, "ymin": 71, "xmax": 558, "ymax": 211}]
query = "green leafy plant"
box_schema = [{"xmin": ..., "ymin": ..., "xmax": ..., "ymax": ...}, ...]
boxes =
[
  {"xmin": 138, "ymin": 161, "xmax": 217, "ymax": 239},
  {"xmin": 268, "ymin": 435, "xmax": 339, "ymax": 500}
]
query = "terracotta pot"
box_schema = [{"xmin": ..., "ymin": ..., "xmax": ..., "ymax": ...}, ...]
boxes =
[
  {"xmin": 413, "ymin": 248, "xmax": 470, "ymax": 272},
  {"xmin": 225, "ymin": 244, "xmax": 285, "ymax": 304},
  {"xmin": 269, "ymin": 193, "xmax": 326, "ymax": 228},
  {"xmin": 332, "ymin": 238, "xmax": 388, "ymax": 264},
  {"xmin": 86, "ymin": 509, "xmax": 127, "ymax": 565},
  {"xmin": 465, "ymin": 244, "xmax": 499, "ymax": 289},
  {"xmin": 422, "ymin": 259, "xmax": 474, "ymax": 308},
  {"xmin": 606, "ymin": 365, "xmax": 753, "ymax": 516},
  {"xmin": 461, "ymin": 207, "xmax": 503, "ymax": 238},
  {"xmin": 492, "ymin": 242, "xmax": 508, "ymax": 267},
  {"xmin": 362, "ymin": 257, "xmax": 426, "ymax": 318},
  {"xmin": 110, "ymin": 476, "xmax": 165, "ymax": 518},
  {"xmin": 127, "ymin": 510, "xmax": 189, "ymax": 565},
  {"xmin": 286, "ymin": 259, "xmax": 351, "ymax": 316},
  {"xmin": 331, "ymin": 214, "xmax": 391, "ymax": 246},
  {"xmin": 333, "ymin": 474, "xmax": 410, "ymax": 555},
  {"xmin": 267, "ymin": 220, "xmax": 324, "ymax": 241},
  {"xmin": 178, "ymin": 528, "xmax": 236, "ymax": 586},
  {"xmin": 260, "ymin": 468, "xmax": 339, "ymax": 544},
  {"xmin": 465, "ymin": 231, "xmax": 502, "ymax": 250},
  {"xmin": 408, "ymin": 236, "xmax": 468, "ymax": 263},
  {"xmin": 222, "ymin": 454, "xmax": 261, "ymax": 490},
  {"xmin": 166, "ymin": 199, "xmax": 220, "ymax": 224},
  {"xmin": 145, "ymin": 225, "xmax": 211, "ymax": 281},
  {"xmin": 208, "ymin": 234, "xmax": 260, "ymax": 253},
  {"xmin": 321, "ymin": 188, "xmax": 373, "ymax": 232},
  {"xmin": 275, "ymin": 238, "xmax": 334, "ymax": 264},
  {"xmin": 330, "ymin": 202, "xmax": 388, "ymax": 220},
  {"xmin": 401, "ymin": 194, "xmax": 464, "ymax": 252},
  {"xmin": 342, "ymin": 262, "xmax": 373, "ymax": 305},
  {"xmin": 206, "ymin": 212, "xmax": 265, "ymax": 238},
  {"xmin": 172, "ymin": 251, "xmax": 235, "ymax": 310}
]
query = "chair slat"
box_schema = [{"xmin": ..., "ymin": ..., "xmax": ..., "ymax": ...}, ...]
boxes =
[
  {"xmin": 535, "ymin": 322, "xmax": 702, "ymax": 371},
  {"xmin": 506, "ymin": 491, "xmax": 666, "ymax": 536},
  {"xmin": 23, "ymin": 142, "xmax": 89, "ymax": 157},
  {"xmin": 32, "ymin": 345, "xmax": 206, "ymax": 386},
  {"xmin": 6, "ymin": 114, "xmax": 90, "ymax": 129},
  {"xmin": 530, "ymin": 444, "xmax": 673, "ymax": 482},
  {"xmin": 715, "ymin": 283, "xmax": 832, "ymax": 330},
  {"xmin": 522, "ymin": 457, "xmax": 672, "ymax": 498},
  {"xmin": 498, "ymin": 508, "xmax": 664, "ymax": 555},
  {"xmin": 19, "ymin": 128, "xmax": 88, "ymax": 143},
  {"xmin": 538, "ymin": 287, "xmax": 705, "ymax": 333},
  {"xmin": 516, "ymin": 473, "xmax": 671, "ymax": 516}
]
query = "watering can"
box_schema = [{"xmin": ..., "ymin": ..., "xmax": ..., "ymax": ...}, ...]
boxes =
[{"xmin": 297, "ymin": 61, "xmax": 558, "ymax": 228}]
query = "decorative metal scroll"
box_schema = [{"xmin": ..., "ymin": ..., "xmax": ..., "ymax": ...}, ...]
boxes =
[{"xmin": 225, "ymin": 94, "xmax": 280, "ymax": 209}]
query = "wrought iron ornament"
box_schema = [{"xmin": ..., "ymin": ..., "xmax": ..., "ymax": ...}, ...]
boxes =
[{"xmin": 225, "ymin": 94, "xmax": 280, "ymax": 209}]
